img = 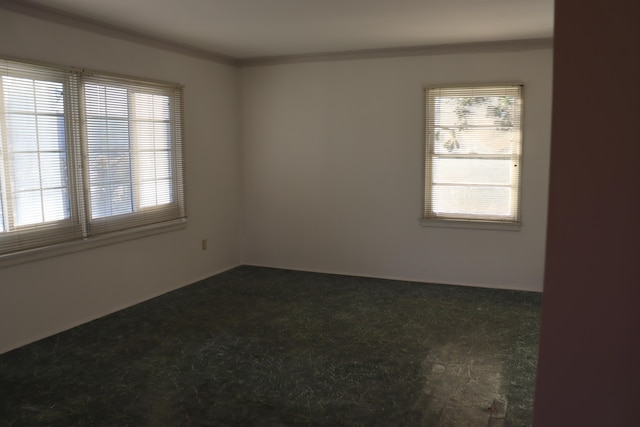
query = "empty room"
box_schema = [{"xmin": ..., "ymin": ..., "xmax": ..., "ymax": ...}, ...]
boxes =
[{"xmin": 1, "ymin": 0, "xmax": 638, "ymax": 426}]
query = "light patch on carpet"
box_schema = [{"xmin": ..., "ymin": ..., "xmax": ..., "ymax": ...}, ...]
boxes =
[{"xmin": 416, "ymin": 343, "xmax": 506, "ymax": 426}]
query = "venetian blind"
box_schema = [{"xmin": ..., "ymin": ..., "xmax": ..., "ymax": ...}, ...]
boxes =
[
  {"xmin": 0, "ymin": 57, "xmax": 186, "ymax": 259},
  {"xmin": 424, "ymin": 85, "xmax": 523, "ymax": 223},
  {"xmin": 80, "ymin": 73, "xmax": 186, "ymax": 237},
  {"xmin": 0, "ymin": 59, "xmax": 83, "ymax": 256}
]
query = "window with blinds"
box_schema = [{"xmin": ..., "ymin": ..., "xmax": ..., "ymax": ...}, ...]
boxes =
[
  {"xmin": 0, "ymin": 58, "xmax": 186, "ymax": 259},
  {"xmin": 423, "ymin": 84, "xmax": 523, "ymax": 226}
]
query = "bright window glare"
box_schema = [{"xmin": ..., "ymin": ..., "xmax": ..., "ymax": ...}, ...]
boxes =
[
  {"xmin": 134, "ymin": 93, "xmax": 173, "ymax": 208},
  {"xmin": 1, "ymin": 76, "xmax": 69, "ymax": 228},
  {"xmin": 425, "ymin": 86, "xmax": 522, "ymax": 223},
  {"xmin": 86, "ymin": 89, "xmax": 173, "ymax": 218},
  {"xmin": 0, "ymin": 57, "xmax": 185, "ymax": 258}
]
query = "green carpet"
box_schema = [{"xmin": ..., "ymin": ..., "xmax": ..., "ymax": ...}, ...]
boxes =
[{"xmin": 0, "ymin": 266, "xmax": 541, "ymax": 426}]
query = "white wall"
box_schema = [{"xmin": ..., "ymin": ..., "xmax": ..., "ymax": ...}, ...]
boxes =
[
  {"xmin": 0, "ymin": 6, "xmax": 553, "ymax": 354},
  {"xmin": 241, "ymin": 46, "xmax": 553, "ymax": 291},
  {"xmin": 0, "ymin": 9, "xmax": 242, "ymax": 353}
]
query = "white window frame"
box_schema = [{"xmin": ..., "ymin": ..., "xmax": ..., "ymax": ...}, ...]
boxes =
[
  {"xmin": 0, "ymin": 57, "xmax": 186, "ymax": 266},
  {"xmin": 0, "ymin": 62, "xmax": 84, "ymax": 255},
  {"xmin": 421, "ymin": 83, "xmax": 524, "ymax": 231}
]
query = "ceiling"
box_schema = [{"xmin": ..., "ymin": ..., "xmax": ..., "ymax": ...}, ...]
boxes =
[{"xmin": 21, "ymin": 0, "xmax": 554, "ymax": 59}]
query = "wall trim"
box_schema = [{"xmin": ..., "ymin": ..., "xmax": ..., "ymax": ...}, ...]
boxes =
[
  {"xmin": 0, "ymin": 0, "xmax": 238, "ymax": 66},
  {"xmin": 243, "ymin": 263, "xmax": 542, "ymax": 293},
  {"xmin": 239, "ymin": 38, "xmax": 554, "ymax": 67}
]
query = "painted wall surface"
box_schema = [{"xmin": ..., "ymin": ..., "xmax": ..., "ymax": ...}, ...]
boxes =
[
  {"xmin": 241, "ymin": 48, "xmax": 553, "ymax": 291},
  {"xmin": 0, "ymin": 9, "xmax": 242, "ymax": 353},
  {"xmin": 533, "ymin": 0, "xmax": 640, "ymax": 425}
]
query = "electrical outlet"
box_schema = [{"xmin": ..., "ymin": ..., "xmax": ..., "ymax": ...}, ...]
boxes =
[{"xmin": 201, "ymin": 239, "xmax": 207, "ymax": 250}]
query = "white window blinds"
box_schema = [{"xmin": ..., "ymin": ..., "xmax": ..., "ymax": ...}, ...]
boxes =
[
  {"xmin": 0, "ymin": 60, "xmax": 83, "ymax": 255},
  {"xmin": 0, "ymin": 58, "xmax": 186, "ymax": 258},
  {"xmin": 81, "ymin": 74, "xmax": 185, "ymax": 237},
  {"xmin": 424, "ymin": 85, "xmax": 523, "ymax": 224}
]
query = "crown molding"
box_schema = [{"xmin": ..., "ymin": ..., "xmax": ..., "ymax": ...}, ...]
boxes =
[
  {"xmin": 0, "ymin": 0, "xmax": 238, "ymax": 66},
  {"xmin": 239, "ymin": 38, "xmax": 554, "ymax": 67},
  {"xmin": 1, "ymin": 0, "xmax": 553, "ymax": 68}
]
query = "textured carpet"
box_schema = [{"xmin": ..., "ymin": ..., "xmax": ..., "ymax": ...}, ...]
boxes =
[{"xmin": 0, "ymin": 266, "xmax": 541, "ymax": 426}]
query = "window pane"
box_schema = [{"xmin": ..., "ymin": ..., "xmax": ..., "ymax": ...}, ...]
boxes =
[
  {"xmin": 154, "ymin": 123, "xmax": 170, "ymax": 150},
  {"xmin": 3, "ymin": 77, "xmax": 64, "ymax": 114},
  {"xmin": 37, "ymin": 115, "xmax": 67, "ymax": 151},
  {"xmin": 138, "ymin": 152, "xmax": 156, "ymax": 180},
  {"xmin": 84, "ymin": 84, "xmax": 128, "ymax": 118},
  {"xmin": 40, "ymin": 152, "xmax": 68, "ymax": 188},
  {"xmin": 139, "ymin": 181, "xmax": 157, "ymax": 207},
  {"xmin": 434, "ymin": 95, "xmax": 518, "ymax": 128},
  {"xmin": 34, "ymin": 80, "xmax": 65, "ymax": 114},
  {"xmin": 134, "ymin": 93, "xmax": 154, "ymax": 120},
  {"xmin": 138, "ymin": 151, "xmax": 173, "ymax": 207},
  {"xmin": 2, "ymin": 76, "xmax": 36, "ymax": 112},
  {"xmin": 139, "ymin": 151, "xmax": 171, "ymax": 181},
  {"xmin": 432, "ymin": 158, "xmax": 513, "ymax": 185},
  {"xmin": 86, "ymin": 118, "xmax": 130, "ymax": 150},
  {"xmin": 88, "ymin": 150, "xmax": 133, "ymax": 218},
  {"xmin": 133, "ymin": 92, "xmax": 173, "ymax": 209},
  {"xmin": 136, "ymin": 121, "xmax": 155, "ymax": 150},
  {"xmin": 89, "ymin": 151, "xmax": 132, "ymax": 183},
  {"xmin": 135, "ymin": 122, "xmax": 170, "ymax": 150},
  {"xmin": 85, "ymin": 83, "xmax": 135, "ymax": 220},
  {"xmin": 42, "ymin": 188, "xmax": 68, "ymax": 222},
  {"xmin": 154, "ymin": 151, "xmax": 171, "ymax": 179},
  {"xmin": 1, "ymin": 73, "xmax": 71, "ymax": 233},
  {"xmin": 434, "ymin": 127, "xmax": 518, "ymax": 155},
  {"xmin": 139, "ymin": 178, "xmax": 173, "ymax": 208},
  {"xmin": 156, "ymin": 179, "xmax": 172, "ymax": 205},
  {"xmin": 153, "ymin": 95, "xmax": 170, "ymax": 120},
  {"xmin": 14, "ymin": 190, "xmax": 43, "ymax": 226},
  {"xmin": 10, "ymin": 151, "xmax": 69, "ymax": 222},
  {"xmin": 11, "ymin": 153, "xmax": 41, "ymax": 191},
  {"xmin": 6, "ymin": 114, "xmax": 38, "ymax": 151},
  {"xmin": 90, "ymin": 184, "xmax": 133, "ymax": 219},
  {"xmin": 432, "ymin": 186, "xmax": 513, "ymax": 217},
  {"xmin": 134, "ymin": 93, "xmax": 170, "ymax": 120}
]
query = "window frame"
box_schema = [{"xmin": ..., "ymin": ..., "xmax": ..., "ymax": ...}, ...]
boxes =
[
  {"xmin": 421, "ymin": 83, "xmax": 524, "ymax": 231},
  {"xmin": 0, "ymin": 56, "xmax": 187, "ymax": 266},
  {"xmin": 79, "ymin": 74, "xmax": 186, "ymax": 237}
]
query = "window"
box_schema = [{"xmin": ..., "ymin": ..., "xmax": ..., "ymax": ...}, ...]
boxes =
[
  {"xmin": 423, "ymin": 84, "xmax": 523, "ymax": 227},
  {"xmin": 0, "ymin": 58, "xmax": 186, "ymax": 259}
]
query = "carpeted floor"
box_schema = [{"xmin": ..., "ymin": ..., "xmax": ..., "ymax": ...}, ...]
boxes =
[{"xmin": 0, "ymin": 266, "xmax": 541, "ymax": 426}]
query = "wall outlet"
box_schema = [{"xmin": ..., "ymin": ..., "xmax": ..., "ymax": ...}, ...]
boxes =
[{"xmin": 201, "ymin": 239, "xmax": 207, "ymax": 250}]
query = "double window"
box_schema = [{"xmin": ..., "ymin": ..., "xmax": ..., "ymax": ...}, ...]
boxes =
[
  {"xmin": 0, "ymin": 58, "xmax": 185, "ymax": 259},
  {"xmin": 423, "ymin": 84, "xmax": 523, "ymax": 227}
]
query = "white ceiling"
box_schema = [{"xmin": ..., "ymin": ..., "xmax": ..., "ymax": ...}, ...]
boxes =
[{"xmin": 23, "ymin": 0, "xmax": 554, "ymax": 59}]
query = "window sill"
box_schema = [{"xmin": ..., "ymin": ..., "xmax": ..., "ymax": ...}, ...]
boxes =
[
  {"xmin": 0, "ymin": 219, "xmax": 188, "ymax": 269},
  {"xmin": 419, "ymin": 218, "xmax": 521, "ymax": 231}
]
